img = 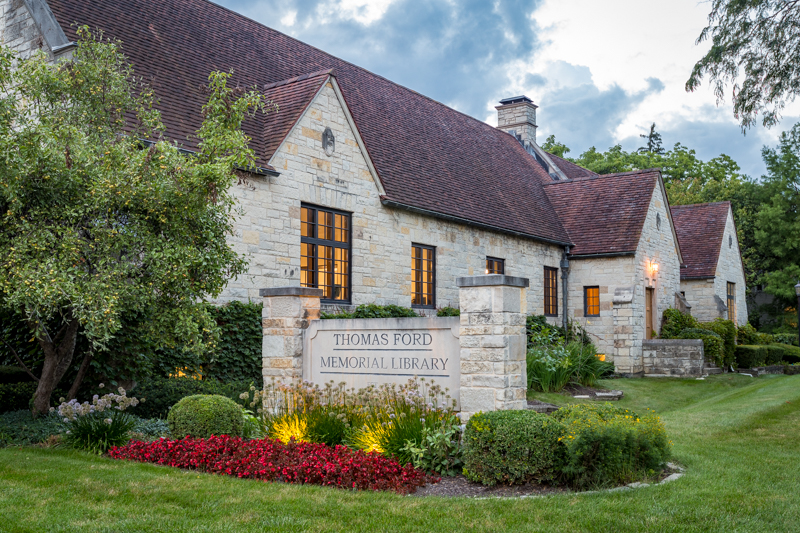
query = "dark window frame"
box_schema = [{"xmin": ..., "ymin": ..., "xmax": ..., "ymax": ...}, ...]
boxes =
[
  {"xmin": 300, "ymin": 203, "xmax": 352, "ymax": 304},
  {"xmin": 486, "ymin": 256, "xmax": 505, "ymax": 275},
  {"xmin": 544, "ymin": 267, "xmax": 558, "ymax": 317},
  {"xmin": 584, "ymin": 286, "xmax": 600, "ymax": 317},
  {"xmin": 727, "ymin": 281, "xmax": 736, "ymax": 321},
  {"xmin": 411, "ymin": 243, "xmax": 436, "ymax": 309}
]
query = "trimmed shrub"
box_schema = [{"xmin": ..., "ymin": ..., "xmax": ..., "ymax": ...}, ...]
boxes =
[
  {"xmin": 0, "ymin": 366, "xmax": 33, "ymax": 385},
  {"xmin": 131, "ymin": 377, "xmax": 252, "ymax": 419},
  {"xmin": 735, "ymin": 345, "xmax": 768, "ymax": 368},
  {"xmin": 736, "ymin": 323, "xmax": 774, "ymax": 346},
  {"xmin": 765, "ymin": 344, "xmax": 786, "ymax": 365},
  {"xmin": 777, "ymin": 343, "xmax": 800, "ymax": 364},
  {"xmin": 167, "ymin": 394, "xmax": 243, "ymax": 438},
  {"xmin": 773, "ymin": 333, "xmax": 799, "ymax": 347},
  {"xmin": 462, "ymin": 410, "xmax": 565, "ymax": 486},
  {"xmin": 677, "ymin": 328, "xmax": 725, "ymax": 367},
  {"xmin": 321, "ymin": 304, "xmax": 418, "ymax": 319},
  {"xmin": 661, "ymin": 309, "xmax": 699, "ymax": 339},
  {"xmin": 436, "ymin": 306, "xmax": 460, "ymax": 317},
  {"xmin": 0, "ymin": 382, "xmax": 67, "ymax": 413},
  {"xmin": 553, "ymin": 403, "xmax": 670, "ymax": 489},
  {"xmin": 699, "ymin": 319, "xmax": 736, "ymax": 367}
]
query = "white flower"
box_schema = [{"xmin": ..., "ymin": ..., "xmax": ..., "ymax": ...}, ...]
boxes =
[
  {"xmin": 104, "ymin": 418, "xmax": 112, "ymax": 425},
  {"xmin": 98, "ymin": 383, "xmax": 104, "ymax": 389}
]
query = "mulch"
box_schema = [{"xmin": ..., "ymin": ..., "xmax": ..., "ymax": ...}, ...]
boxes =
[{"xmin": 411, "ymin": 475, "xmax": 567, "ymax": 498}]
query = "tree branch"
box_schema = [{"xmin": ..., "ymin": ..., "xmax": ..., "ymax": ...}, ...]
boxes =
[{"xmin": 1, "ymin": 338, "xmax": 39, "ymax": 382}]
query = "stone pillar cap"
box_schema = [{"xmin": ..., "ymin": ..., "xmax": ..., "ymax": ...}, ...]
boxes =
[
  {"xmin": 259, "ymin": 287, "xmax": 324, "ymax": 297},
  {"xmin": 456, "ymin": 274, "xmax": 529, "ymax": 288}
]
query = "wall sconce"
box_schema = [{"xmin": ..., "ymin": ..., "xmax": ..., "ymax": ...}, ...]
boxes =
[{"xmin": 650, "ymin": 261, "xmax": 659, "ymax": 275}]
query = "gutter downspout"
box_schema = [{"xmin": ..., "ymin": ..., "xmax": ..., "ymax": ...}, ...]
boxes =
[{"xmin": 560, "ymin": 247, "xmax": 570, "ymax": 331}]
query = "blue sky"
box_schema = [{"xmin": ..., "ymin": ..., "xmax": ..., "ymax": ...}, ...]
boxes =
[{"xmin": 217, "ymin": 0, "xmax": 800, "ymax": 178}]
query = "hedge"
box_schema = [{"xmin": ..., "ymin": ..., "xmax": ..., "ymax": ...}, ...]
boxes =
[
  {"xmin": 130, "ymin": 377, "xmax": 253, "ymax": 419},
  {"xmin": 0, "ymin": 382, "xmax": 67, "ymax": 413},
  {"xmin": 773, "ymin": 333, "xmax": 799, "ymax": 347},
  {"xmin": 0, "ymin": 365, "xmax": 33, "ymax": 385},
  {"xmin": 735, "ymin": 345, "xmax": 768, "ymax": 368},
  {"xmin": 699, "ymin": 319, "xmax": 736, "ymax": 367},
  {"xmin": 677, "ymin": 328, "xmax": 725, "ymax": 367},
  {"xmin": 736, "ymin": 323, "xmax": 774, "ymax": 346},
  {"xmin": 661, "ymin": 309, "xmax": 699, "ymax": 339},
  {"xmin": 320, "ymin": 304, "xmax": 418, "ymax": 319}
]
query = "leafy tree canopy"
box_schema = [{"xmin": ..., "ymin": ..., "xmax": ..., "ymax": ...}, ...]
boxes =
[
  {"xmin": 687, "ymin": 0, "xmax": 800, "ymax": 130},
  {"xmin": 0, "ymin": 28, "xmax": 267, "ymax": 414}
]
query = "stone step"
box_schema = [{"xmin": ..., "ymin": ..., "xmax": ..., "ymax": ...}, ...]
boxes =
[
  {"xmin": 705, "ymin": 367, "xmax": 723, "ymax": 375},
  {"xmin": 526, "ymin": 400, "xmax": 559, "ymax": 414}
]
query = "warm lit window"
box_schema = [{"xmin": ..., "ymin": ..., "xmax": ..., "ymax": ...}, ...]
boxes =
[
  {"xmin": 584, "ymin": 286, "xmax": 600, "ymax": 317},
  {"xmin": 300, "ymin": 205, "xmax": 350, "ymax": 303},
  {"xmin": 412, "ymin": 244, "xmax": 435, "ymax": 308},
  {"xmin": 544, "ymin": 267, "xmax": 558, "ymax": 316},
  {"xmin": 727, "ymin": 282, "xmax": 736, "ymax": 321},
  {"xmin": 486, "ymin": 257, "xmax": 504, "ymax": 275}
]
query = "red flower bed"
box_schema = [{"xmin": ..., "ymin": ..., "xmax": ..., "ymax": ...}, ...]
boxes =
[{"xmin": 109, "ymin": 436, "xmax": 436, "ymax": 494}]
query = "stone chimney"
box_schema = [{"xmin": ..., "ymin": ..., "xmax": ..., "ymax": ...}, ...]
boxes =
[{"xmin": 496, "ymin": 96, "xmax": 537, "ymax": 147}]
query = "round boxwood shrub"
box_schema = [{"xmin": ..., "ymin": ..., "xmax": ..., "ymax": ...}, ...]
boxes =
[
  {"xmin": 167, "ymin": 394, "xmax": 243, "ymax": 438},
  {"xmin": 462, "ymin": 410, "xmax": 565, "ymax": 486}
]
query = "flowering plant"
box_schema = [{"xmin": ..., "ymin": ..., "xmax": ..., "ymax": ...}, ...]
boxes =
[
  {"xmin": 109, "ymin": 435, "xmax": 436, "ymax": 494},
  {"xmin": 53, "ymin": 385, "xmax": 139, "ymax": 454}
]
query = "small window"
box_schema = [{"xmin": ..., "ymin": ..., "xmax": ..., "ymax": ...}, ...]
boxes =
[
  {"xmin": 584, "ymin": 286, "xmax": 600, "ymax": 317},
  {"xmin": 486, "ymin": 257, "xmax": 505, "ymax": 275},
  {"xmin": 412, "ymin": 244, "xmax": 435, "ymax": 308},
  {"xmin": 301, "ymin": 204, "xmax": 350, "ymax": 303},
  {"xmin": 544, "ymin": 267, "xmax": 558, "ymax": 316},
  {"xmin": 727, "ymin": 282, "xmax": 736, "ymax": 321}
]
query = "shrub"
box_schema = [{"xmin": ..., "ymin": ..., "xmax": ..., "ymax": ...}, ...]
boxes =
[
  {"xmin": 131, "ymin": 377, "xmax": 253, "ymax": 419},
  {"xmin": 0, "ymin": 409, "xmax": 66, "ymax": 446},
  {"xmin": 699, "ymin": 319, "xmax": 736, "ymax": 367},
  {"xmin": 462, "ymin": 410, "xmax": 565, "ymax": 486},
  {"xmin": 736, "ymin": 323, "xmax": 774, "ymax": 345},
  {"xmin": 168, "ymin": 394, "xmax": 243, "ymax": 439},
  {"xmin": 0, "ymin": 382, "xmax": 68, "ymax": 413},
  {"xmin": 527, "ymin": 345, "xmax": 574, "ymax": 392},
  {"xmin": 110, "ymin": 435, "xmax": 434, "ymax": 494},
  {"xmin": 677, "ymin": 328, "xmax": 725, "ymax": 367},
  {"xmin": 735, "ymin": 345, "xmax": 768, "ymax": 368},
  {"xmin": 773, "ymin": 333, "xmax": 799, "ymax": 347},
  {"xmin": 320, "ymin": 304, "xmax": 418, "ymax": 319},
  {"xmin": 553, "ymin": 403, "xmax": 670, "ymax": 488},
  {"xmin": 436, "ymin": 306, "xmax": 460, "ymax": 317},
  {"xmin": 661, "ymin": 309, "xmax": 699, "ymax": 339},
  {"xmin": 777, "ymin": 343, "xmax": 800, "ymax": 364},
  {"xmin": 0, "ymin": 365, "xmax": 33, "ymax": 384},
  {"xmin": 401, "ymin": 421, "xmax": 463, "ymax": 476}
]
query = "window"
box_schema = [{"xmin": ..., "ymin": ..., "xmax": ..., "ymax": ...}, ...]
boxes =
[
  {"xmin": 486, "ymin": 257, "xmax": 504, "ymax": 275},
  {"xmin": 412, "ymin": 244, "xmax": 435, "ymax": 308},
  {"xmin": 727, "ymin": 282, "xmax": 736, "ymax": 321},
  {"xmin": 300, "ymin": 205, "xmax": 350, "ymax": 303},
  {"xmin": 584, "ymin": 286, "xmax": 600, "ymax": 316},
  {"xmin": 544, "ymin": 267, "xmax": 558, "ymax": 316}
]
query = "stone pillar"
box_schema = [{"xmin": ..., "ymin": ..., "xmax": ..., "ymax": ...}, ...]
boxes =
[
  {"xmin": 456, "ymin": 274, "xmax": 529, "ymax": 419},
  {"xmin": 260, "ymin": 287, "xmax": 322, "ymax": 381},
  {"xmin": 612, "ymin": 286, "xmax": 643, "ymax": 376}
]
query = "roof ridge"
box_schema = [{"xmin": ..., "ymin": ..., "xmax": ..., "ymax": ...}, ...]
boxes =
[
  {"xmin": 262, "ymin": 69, "xmax": 335, "ymax": 90},
  {"xmin": 542, "ymin": 169, "xmax": 658, "ymax": 185},
  {"xmin": 670, "ymin": 201, "xmax": 731, "ymax": 210},
  {"xmin": 599, "ymin": 168, "xmax": 661, "ymax": 178}
]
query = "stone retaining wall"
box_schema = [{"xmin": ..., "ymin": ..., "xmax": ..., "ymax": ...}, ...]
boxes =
[{"xmin": 642, "ymin": 339, "xmax": 704, "ymax": 377}]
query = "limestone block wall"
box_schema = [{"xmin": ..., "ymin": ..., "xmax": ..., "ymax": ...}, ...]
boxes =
[
  {"xmin": 0, "ymin": 0, "xmax": 50, "ymax": 59},
  {"xmin": 642, "ymin": 339, "xmax": 704, "ymax": 377},
  {"xmin": 495, "ymin": 101, "xmax": 537, "ymax": 144},
  {"xmin": 219, "ymin": 79, "xmax": 565, "ymax": 319},
  {"xmin": 681, "ymin": 278, "xmax": 720, "ymax": 323}
]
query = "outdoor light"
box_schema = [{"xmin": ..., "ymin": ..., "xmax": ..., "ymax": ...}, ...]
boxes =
[{"xmin": 650, "ymin": 261, "xmax": 659, "ymax": 275}]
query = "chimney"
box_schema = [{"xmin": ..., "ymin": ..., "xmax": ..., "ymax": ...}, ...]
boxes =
[{"xmin": 496, "ymin": 95, "xmax": 537, "ymax": 147}]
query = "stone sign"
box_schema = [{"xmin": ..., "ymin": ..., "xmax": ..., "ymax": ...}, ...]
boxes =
[{"xmin": 303, "ymin": 316, "xmax": 460, "ymax": 407}]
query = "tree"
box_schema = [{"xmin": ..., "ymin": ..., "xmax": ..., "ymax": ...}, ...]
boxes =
[
  {"xmin": 541, "ymin": 134, "xmax": 571, "ymax": 159},
  {"xmin": 0, "ymin": 28, "xmax": 267, "ymax": 414},
  {"xmin": 638, "ymin": 123, "xmax": 664, "ymax": 154},
  {"xmin": 687, "ymin": 0, "xmax": 800, "ymax": 130}
]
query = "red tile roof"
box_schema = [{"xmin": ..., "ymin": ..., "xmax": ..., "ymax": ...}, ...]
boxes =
[
  {"xmin": 547, "ymin": 153, "xmax": 599, "ymax": 180},
  {"xmin": 47, "ymin": 0, "xmax": 571, "ymax": 245},
  {"xmin": 543, "ymin": 170, "xmax": 660, "ymax": 256},
  {"xmin": 670, "ymin": 202, "xmax": 731, "ymax": 279}
]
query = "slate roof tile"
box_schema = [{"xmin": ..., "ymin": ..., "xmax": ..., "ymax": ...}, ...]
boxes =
[{"xmin": 670, "ymin": 201, "xmax": 730, "ymax": 279}]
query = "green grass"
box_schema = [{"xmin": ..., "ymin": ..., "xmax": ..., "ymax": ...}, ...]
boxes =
[{"xmin": 2, "ymin": 374, "xmax": 800, "ymax": 532}]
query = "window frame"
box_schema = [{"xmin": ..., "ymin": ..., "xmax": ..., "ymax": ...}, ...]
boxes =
[
  {"xmin": 411, "ymin": 243, "xmax": 436, "ymax": 309},
  {"xmin": 300, "ymin": 203, "xmax": 352, "ymax": 304},
  {"xmin": 727, "ymin": 281, "xmax": 736, "ymax": 321},
  {"xmin": 486, "ymin": 256, "xmax": 505, "ymax": 275},
  {"xmin": 584, "ymin": 286, "xmax": 600, "ymax": 317},
  {"xmin": 544, "ymin": 266, "xmax": 558, "ymax": 317}
]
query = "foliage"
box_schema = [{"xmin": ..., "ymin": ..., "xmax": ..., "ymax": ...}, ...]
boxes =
[
  {"xmin": 553, "ymin": 403, "xmax": 670, "ymax": 489},
  {"xmin": 56, "ymin": 386, "xmax": 140, "ymax": 453},
  {"xmin": 734, "ymin": 345, "xmax": 768, "ymax": 368},
  {"xmin": 0, "ymin": 365, "xmax": 33, "ymax": 384},
  {"xmin": 129, "ymin": 377, "xmax": 253, "ymax": 419},
  {"xmin": 527, "ymin": 338, "xmax": 613, "ymax": 393},
  {"xmin": 737, "ymin": 323, "xmax": 774, "ymax": 345},
  {"xmin": 0, "ymin": 382, "xmax": 67, "ymax": 413},
  {"xmin": 167, "ymin": 395, "xmax": 243, "ymax": 439},
  {"xmin": 687, "ymin": 0, "xmax": 800, "ymax": 129},
  {"xmin": 639, "ymin": 123, "xmax": 664, "ymax": 154},
  {"xmin": 202, "ymin": 301, "xmax": 263, "ymax": 384},
  {"xmin": 462, "ymin": 410, "xmax": 565, "ymax": 486},
  {"xmin": 435, "ymin": 306, "xmax": 460, "ymax": 317},
  {"xmin": 320, "ymin": 304, "xmax": 418, "ymax": 319},
  {"xmin": 0, "ymin": 409, "xmax": 66, "ymax": 446},
  {"xmin": 526, "ymin": 314, "xmax": 590, "ymax": 347},
  {"xmin": 0, "ymin": 30, "xmax": 269, "ymax": 413},
  {"xmin": 764, "ymin": 345, "xmax": 787, "ymax": 365},
  {"xmin": 677, "ymin": 328, "xmax": 725, "ymax": 367},
  {"xmin": 109, "ymin": 435, "xmax": 435, "ymax": 494},
  {"xmin": 773, "ymin": 333, "xmax": 799, "ymax": 347},
  {"xmin": 401, "ymin": 422, "xmax": 463, "ymax": 476},
  {"xmin": 699, "ymin": 319, "xmax": 737, "ymax": 367},
  {"xmin": 541, "ymin": 134, "xmax": 570, "ymax": 159},
  {"xmin": 660, "ymin": 309, "xmax": 700, "ymax": 339}
]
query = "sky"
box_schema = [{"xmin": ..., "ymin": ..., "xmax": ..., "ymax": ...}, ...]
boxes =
[{"xmin": 216, "ymin": 0, "xmax": 800, "ymax": 178}]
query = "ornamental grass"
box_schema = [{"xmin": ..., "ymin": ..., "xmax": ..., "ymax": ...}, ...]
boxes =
[{"xmin": 109, "ymin": 435, "xmax": 435, "ymax": 494}]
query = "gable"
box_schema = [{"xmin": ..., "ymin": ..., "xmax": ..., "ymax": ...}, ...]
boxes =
[{"xmin": 671, "ymin": 202, "xmax": 731, "ymax": 279}]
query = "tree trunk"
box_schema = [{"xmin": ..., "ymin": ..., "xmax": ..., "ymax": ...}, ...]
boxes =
[
  {"xmin": 67, "ymin": 347, "xmax": 93, "ymax": 401},
  {"xmin": 31, "ymin": 315, "xmax": 80, "ymax": 416}
]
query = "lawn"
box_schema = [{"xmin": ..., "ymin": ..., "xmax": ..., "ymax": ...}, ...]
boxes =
[{"xmin": 1, "ymin": 374, "xmax": 799, "ymax": 532}]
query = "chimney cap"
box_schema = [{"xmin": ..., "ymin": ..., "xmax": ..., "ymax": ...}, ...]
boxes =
[{"xmin": 499, "ymin": 95, "xmax": 535, "ymax": 106}]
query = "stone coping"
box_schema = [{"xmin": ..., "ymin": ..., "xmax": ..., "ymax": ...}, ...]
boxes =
[
  {"xmin": 643, "ymin": 339, "xmax": 703, "ymax": 346},
  {"xmin": 455, "ymin": 274, "xmax": 529, "ymax": 288},
  {"xmin": 259, "ymin": 287, "xmax": 324, "ymax": 297}
]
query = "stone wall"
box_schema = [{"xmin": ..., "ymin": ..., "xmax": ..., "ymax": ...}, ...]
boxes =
[
  {"xmin": 642, "ymin": 339, "xmax": 704, "ymax": 377},
  {"xmin": 1, "ymin": 0, "xmax": 50, "ymax": 59},
  {"xmin": 219, "ymin": 78, "xmax": 566, "ymax": 319},
  {"xmin": 495, "ymin": 100, "xmax": 537, "ymax": 145},
  {"xmin": 681, "ymin": 278, "xmax": 720, "ymax": 323}
]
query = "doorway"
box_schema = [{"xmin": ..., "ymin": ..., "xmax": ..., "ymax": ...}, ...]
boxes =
[{"xmin": 646, "ymin": 287, "xmax": 655, "ymax": 339}]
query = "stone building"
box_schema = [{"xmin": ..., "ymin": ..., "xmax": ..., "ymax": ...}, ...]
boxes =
[
  {"xmin": 671, "ymin": 202, "xmax": 748, "ymax": 325},
  {"xmin": 2, "ymin": 0, "xmax": 746, "ymax": 374}
]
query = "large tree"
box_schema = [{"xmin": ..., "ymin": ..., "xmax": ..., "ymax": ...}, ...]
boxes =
[
  {"xmin": 687, "ymin": 0, "xmax": 800, "ymax": 130},
  {"xmin": 0, "ymin": 28, "xmax": 266, "ymax": 414}
]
